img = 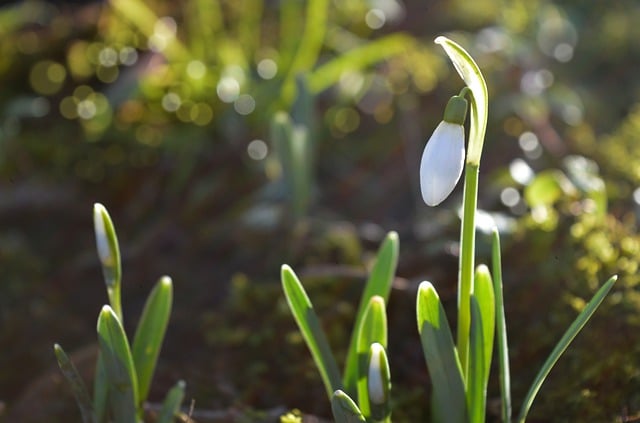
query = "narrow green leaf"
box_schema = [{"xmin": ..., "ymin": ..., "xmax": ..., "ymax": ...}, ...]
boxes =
[
  {"xmin": 156, "ymin": 380, "xmax": 186, "ymax": 423},
  {"xmin": 434, "ymin": 36, "xmax": 488, "ymax": 165},
  {"xmin": 93, "ymin": 353, "xmax": 108, "ymax": 423},
  {"xmin": 132, "ymin": 276, "xmax": 173, "ymax": 405},
  {"xmin": 474, "ymin": 265, "xmax": 495, "ymax": 388},
  {"xmin": 467, "ymin": 298, "xmax": 485, "ymax": 423},
  {"xmin": 331, "ymin": 390, "xmax": 366, "ymax": 423},
  {"xmin": 468, "ymin": 265, "xmax": 495, "ymax": 422},
  {"xmin": 93, "ymin": 203, "xmax": 123, "ymax": 322},
  {"xmin": 308, "ymin": 33, "xmax": 416, "ymax": 94},
  {"xmin": 281, "ymin": 265, "xmax": 342, "ymax": 398},
  {"xmin": 281, "ymin": 0, "xmax": 329, "ymax": 105},
  {"xmin": 53, "ymin": 344, "xmax": 96, "ymax": 423},
  {"xmin": 416, "ymin": 282, "xmax": 467, "ymax": 423},
  {"xmin": 289, "ymin": 124, "xmax": 312, "ymax": 217},
  {"xmin": 492, "ymin": 228, "xmax": 512, "ymax": 422},
  {"xmin": 96, "ymin": 305, "xmax": 139, "ymax": 423},
  {"xmin": 356, "ymin": 296, "xmax": 387, "ymax": 417},
  {"xmin": 517, "ymin": 275, "xmax": 617, "ymax": 423},
  {"xmin": 344, "ymin": 231, "xmax": 399, "ymax": 395}
]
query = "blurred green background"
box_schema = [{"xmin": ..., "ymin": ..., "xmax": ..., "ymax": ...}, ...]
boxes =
[{"xmin": 2, "ymin": 0, "xmax": 640, "ymax": 421}]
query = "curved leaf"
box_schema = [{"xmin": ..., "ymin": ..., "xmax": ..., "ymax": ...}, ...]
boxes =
[
  {"xmin": 281, "ymin": 265, "xmax": 342, "ymax": 398},
  {"xmin": 416, "ymin": 282, "xmax": 467, "ymax": 423},
  {"xmin": 517, "ymin": 276, "xmax": 617, "ymax": 422},
  {"xmin": 96, "ymin": 305, "xmax": 139, "ymax": 422},
  {"xmin": 132, "ymin": 276, "xmax": 173, "ymax": 405},
  {"xmin": 344, "ymin": 231, "xmax": 399, "ymax": 395}
]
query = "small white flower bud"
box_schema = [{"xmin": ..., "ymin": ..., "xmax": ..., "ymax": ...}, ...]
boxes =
[
  {"xmin": 93, "ymin": 203, "xmax": 112, "ymax": 266},
  {"xmin": 368, "ymin": 342, "xmax": 387, "ymax": 405},
  {"xmin": 420, "ymin": 121, "xmax": 465, "ymax": 206}
]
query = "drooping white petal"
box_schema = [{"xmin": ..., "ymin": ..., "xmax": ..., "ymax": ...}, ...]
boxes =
[{"xmin": 420, "ymin": 121, "xmax": 465, "ymax": 206}]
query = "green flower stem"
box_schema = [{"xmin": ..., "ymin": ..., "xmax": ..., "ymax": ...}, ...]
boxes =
[{"xmin": 457, "ymin": 162, "xmax": 479, "ymax": 379}]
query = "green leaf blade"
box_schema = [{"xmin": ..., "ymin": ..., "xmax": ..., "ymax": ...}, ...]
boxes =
[
  {"xmin": 132, "ymin": 276, "xmax": 173, "ymax": 405},
  {"xmin": 96, "ymin": 305, "xmax": 139, "ymax": 423},
  {"xmin": 156, "ymin": 380, "xmax": 186, "ymax": 423},
  {"xmin": 53, "ymin": 344, "xmax": 96, "ymax": 423},
  {"xmin": 474, "ymin": 265, "xmax": 495, "ymax": 388},
  {"xmin": 492, "ymin": 229, "xmax": 512, "ymax": 423},
  {"xmin": 467, "ymin": 298, "xmax": 485, "ymax": 423},
  {"xmin": 416, "ymin": 282, "xmax": 467, "ymax": 423},
  {"xmin": 344, "ymin": 231, "xmax": 399, "ymax": 396},
  {"xmin": 281, "ymin": 265, "xmax": 342, "ymax": 399},
  {"xmin": 331, "ymin": 390, "xmax": 366, "ymax": 423},
  {"xmin": 517, "ymin": 275, "xmax": 617, "ymax": 422}
]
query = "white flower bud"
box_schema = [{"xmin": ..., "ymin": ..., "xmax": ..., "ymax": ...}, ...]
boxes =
[
  {"xmin": 367, "ymin": 342, "xmax": 387, "ymax": 405},
  {"xmin": 420, "ymin": 121, "xmax": 466, "ymax": 206},
  {"xmin": 93, "ymin": 203, "xmax": 112, "ymax": 266}
]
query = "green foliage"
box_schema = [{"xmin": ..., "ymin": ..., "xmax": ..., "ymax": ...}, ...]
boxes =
[
  {"xmin": 281, "ymin": 232, "xmax": 398, "ymax": 421},
  {"xmin": 54, "ymin": 204, "xmax": 182, "ymax": 422},
  {"xmin": 416, "ymin": 282, "xmax": 467, "ymax": 423}
]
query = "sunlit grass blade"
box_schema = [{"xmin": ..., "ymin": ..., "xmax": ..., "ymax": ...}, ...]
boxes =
[
  {"xmin": 343, "ymin": 231, "xmax": 399, "ymax": 396},
  {"xmin": 281, "ymin": 265, "xmax": 342, "ymax": 398},
  {"xmin": 356, "ymin": 296, "xmax": 387, "ymax": 417},
  {"xmin": 281, "ymin": 0, "xmax": 329, "ymax": 105},
  {"xmin": 331, "ymin": 390, "xmax": 366, "ymax": 423},
  {"xmin": 467, "ymin": 298, "xmax": 485, "ymax": 423},
  {"xmin": 156, "ymin": 380, "xmax": 186, "ymax": 423},
  {"xmin": 308, "ymin": 33, "xmax": 416, "ymax": 94},
  {"xmin": 93, "ymin": 203, "xmax": 123, "ymax": 322},
  {"xmin": 516, "ymin": 275, "xmax": 617, "ymax": 423},
  {"xmin": 416, "ymin": 282, "xmax": 467, "ymax": 423},
  {"xmin": 96, "ymin": 305, "xmax": 139, "ymax": 422},
  {"xmin": 492, "ymin": 228, "xmax": 512, "ymax": 422},
  {"xmin": 53, "ymin": 344, "xmax": 96, "ymax": 423},
  {"xmin": 132, "ymin": 276, "xmax": 173, "ymax": 405}
]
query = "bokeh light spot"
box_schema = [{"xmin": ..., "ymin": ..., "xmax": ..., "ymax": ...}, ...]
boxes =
[
  {"xmin": 365, "ymin": 9, "xmax": 386, "ymax": 29},
  {"xmin": 119, "ymin": 47, "xmax": 138, "ymax": 66},
  {"xmin": 257, "ymin": 59, "xmax": 277, "ymax": 79},
  {"xmin": 187, "ymin": 60, "xmax": 206, "ymax": 79},
  {"xmin": 216, "ymin": 77, "xmax": 240, "ymax": 103},
  {"xmin": 192, "ymin": 103, "xmax": 213, "ymax": 126},
  {"xmin": 234, "ymin": 94, "xmax": 256, "ymax": 115},
  {"xmin": 501, "ymin": 187, "xmax": 521, "ymax": 207},
  {"xmin": 30, "ymin": 61, "xmax": 66, "ymax": 95},
  {"xmin": 77, "ymin": 99, "xmax": 97, "ymax": 120},
  {"xmin": 247, "ymin": 139, "xmax": 268, "ymax": 160},
  {"xmin": 98, "ymin": 47, "xmax": 118, "ymax": 67},
  {"xmin": 162, "ymin": 92, "xmax": 181, "ymax": 112}
]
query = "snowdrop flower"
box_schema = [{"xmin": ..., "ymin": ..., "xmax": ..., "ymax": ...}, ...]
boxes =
[
  {"xmin": 93, "ymin": 203, "xmax": 113, "ymax": 267},
  {"xmin": 420, "ymin": 92, "xmax": 469, "ymax": 206},
  {"xmin": 367, "ymin": 342, "xmax": 390, "ymax": 405}
]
